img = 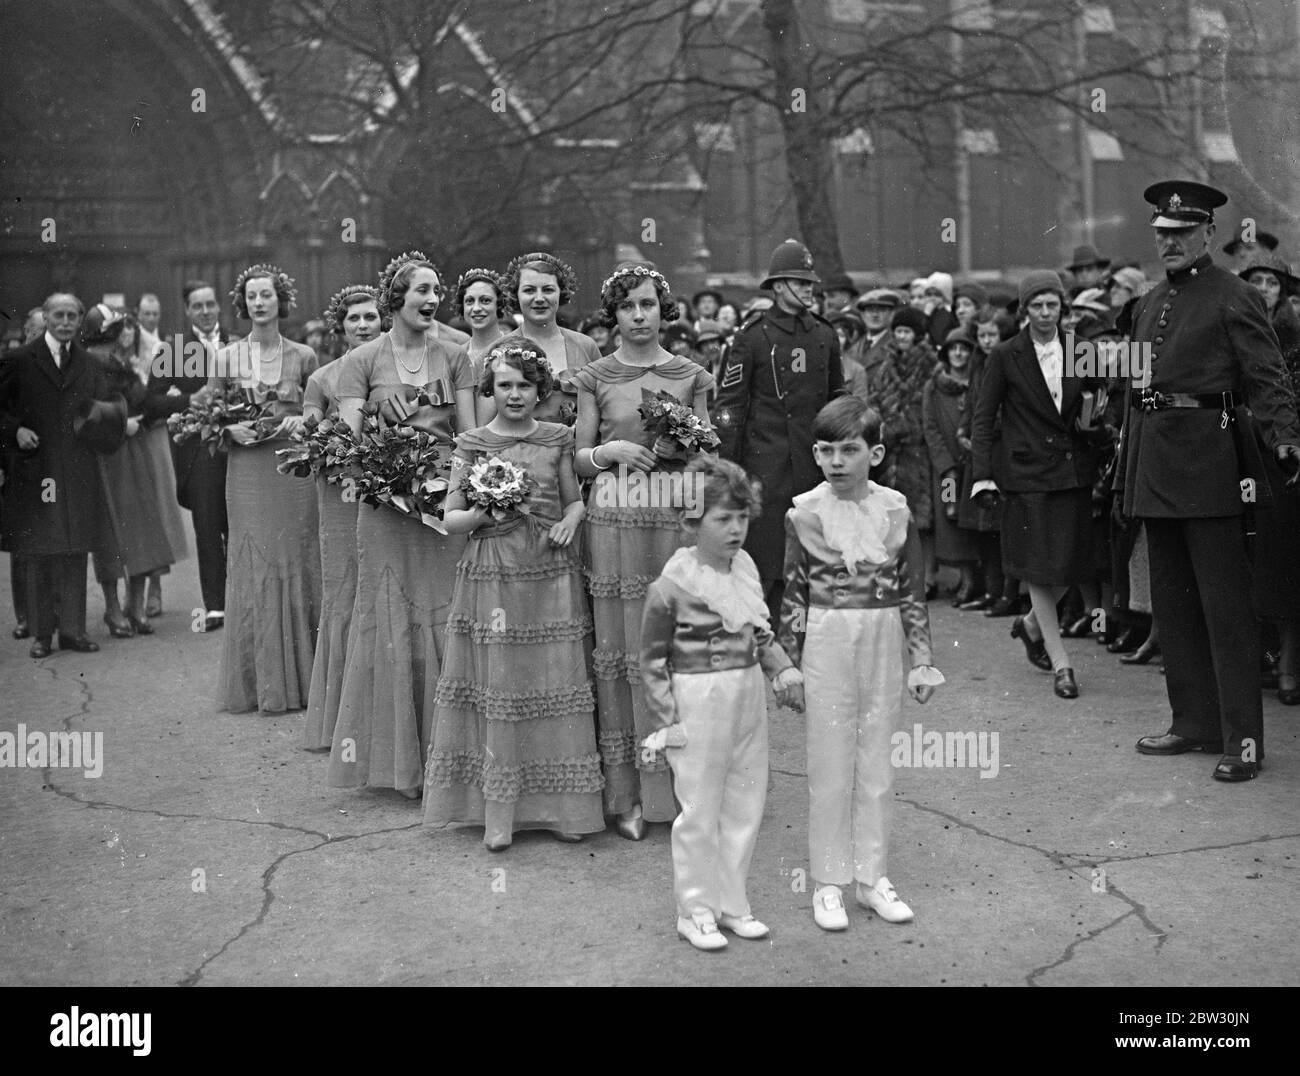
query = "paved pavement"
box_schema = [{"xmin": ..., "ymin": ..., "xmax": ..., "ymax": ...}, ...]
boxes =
[{"xmin": 2, "ymin": 552, "xmax": 1298, "ymax": 986}]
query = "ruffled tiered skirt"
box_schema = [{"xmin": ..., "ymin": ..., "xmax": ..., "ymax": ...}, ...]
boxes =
[
  {"xmin": 218, "ymin": 442, "xmax": 321, "ymax": 713},
  {"xmin": 423, "ymin": 514, "xmax": 604, "ymax": 835},
  {"xmin": 584, "ymin": 468, "xmax": 689, "ymax": 822},
  {"xmin": 302, "ymin": 475, "xmax": 357, "ymax": 749}
]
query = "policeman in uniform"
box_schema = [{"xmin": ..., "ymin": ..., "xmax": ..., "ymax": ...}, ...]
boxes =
[
  {"xmin": 713, "ymin": 239, "xmax": 845, "ymax": 624},
  {"xmin": 1116, "ymin": 180, "xmax": 1300, "ymax": 781}
]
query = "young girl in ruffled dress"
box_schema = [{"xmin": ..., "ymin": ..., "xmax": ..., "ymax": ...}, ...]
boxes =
[{"xmin": 423, "ymin": 344, "xmax": 604, "ymax": 848}]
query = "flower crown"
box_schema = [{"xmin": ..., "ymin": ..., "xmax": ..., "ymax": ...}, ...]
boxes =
[
  {"xmin": 323, "ymin": 284, "xmax": 381, "ymax": 335},
  {"xmin": 457, "ymin": 267, "xmax": 501, "ymax": 290},
  {"xmin": 600, "ymin": 264, "xmax": 671, "ymax": 301},
  {"xmin": 231, "ymin": 264, "xmax": 297, "ymax": 314},
  {"xmin": 377, "ymin": 250, "xmax": 442, "ymax": 313},
  {"xmin": 487, "ymin": 343, "xmax": 553, "ymax": 380}
]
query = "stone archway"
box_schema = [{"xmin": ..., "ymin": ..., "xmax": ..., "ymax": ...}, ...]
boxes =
[{"xmin": 0, "ymin": 0, "xmax": 269, "ymax": 331}]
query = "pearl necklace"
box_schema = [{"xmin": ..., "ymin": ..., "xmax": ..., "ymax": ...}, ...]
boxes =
[
  {"xmin": 392, "ymin": 333, "xmax": 428, "ymax": 375},
  {"xmin": 251, "ymin": 334, "xmax": 283, "ymax": 384}
]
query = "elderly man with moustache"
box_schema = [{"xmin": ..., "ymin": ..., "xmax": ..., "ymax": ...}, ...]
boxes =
[
  {"xmin": 0, "ymin": 292, "xmax": 126, "ymax": 657},
  {"xmin": 1117, "ymin": 180, "xmax": 1300, "ymax": 782}
]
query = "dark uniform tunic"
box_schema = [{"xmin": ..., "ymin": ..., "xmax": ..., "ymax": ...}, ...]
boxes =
[
  {"xmin": 1115, "ymin": 252, "xmax": 1299, "ymax": 758},
  {"xmin": 712, "ymin": 303, "xmax": 844, "ymax": 621}
]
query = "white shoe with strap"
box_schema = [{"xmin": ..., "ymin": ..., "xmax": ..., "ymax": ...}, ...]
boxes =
[
  {"xmin": 677, "ymin": 912, "xmax": 728, "ymax": 951},
  {"xmin": 813, "ymin": 885, "xmax": 849, "ymax": 931},
  {"xmin": 857, "ymin": 877, "xmax": 914, "ymax": 923}
]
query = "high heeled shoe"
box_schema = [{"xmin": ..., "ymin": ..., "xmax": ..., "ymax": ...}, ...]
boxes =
[
  {"xmin": 1278, "ymin": 677, "xmax": 1300, "ymax": 706},
  {"xmin": 616, "ymin": 806, "xmax": 647, "ymax": 841},
  {"xmin": 125, "ymin": 612, "xmax": 153, "ymax": 636},
  {"xmin": 103, "ymin": 612, "xmax": 134, "ymax": 639},
  {"xmin": 1061, "ymin": 614, "xmax": 1094, "ymax": 639},
  {"xmin": 1010, "ymin": 615, "xmax": 1052, "ymax": 671},
  {"xmin": 1119, "ymin": 642, "xmax": 1161, "ymax": 665}
]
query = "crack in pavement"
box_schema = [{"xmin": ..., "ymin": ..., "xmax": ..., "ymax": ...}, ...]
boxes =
[
  {"xmin": 25, "ymin": 664, "xmax": 432, "ymax": 987},
  {"xmin": 1025, "ymin": 878, "xmax": 1167, "ymax": 986},
  {"xmin": 178, "ymin": 821, "xmax": 426, "ymax": 987}
]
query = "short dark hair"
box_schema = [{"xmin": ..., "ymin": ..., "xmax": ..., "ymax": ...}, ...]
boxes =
[
  {"xmin": 503, "ymin": 252, "xmax": 579, "ymax": 310},
  {"xmin": 812, "ymin": 396, "xmax": 883, "ymax": 446},
  {"xmin": 455, "ymin": 269, "xmax": 507, "ymax": 322},
  {"xmin": 479, "ymin": 343, "xmax": 554, "ymax": 401},
  {"xmin": 682, "ymin": 455, "xmax": 762, "ymax": 520},
  {"xmin": 182, "ymin": 280, "xmax": 214, "ymax": 307},
  {"xmin": 600, "ymin": 264, "xmax": 677, "ymax": 328}
]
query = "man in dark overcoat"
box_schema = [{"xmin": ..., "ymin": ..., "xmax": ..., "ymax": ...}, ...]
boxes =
[
  {"xmin": 0, "ymin": 292, "xmax": 123, "ymax": 656},
  {"xmin": 713, "ymin": 238, "xmax": 845, "ymax": 624},
  {"xmin": 143, "ymin": 280, "xmax": 229, "ymax": 631},
  {"xmin": 1117, "ymin": 180, "xmax": 1300, "ymax": 781}
]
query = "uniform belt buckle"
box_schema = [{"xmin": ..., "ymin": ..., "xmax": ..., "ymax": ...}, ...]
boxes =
[{"xmin": 1139, "ymin": 388, "xmax": 1165, "ymax": 412}]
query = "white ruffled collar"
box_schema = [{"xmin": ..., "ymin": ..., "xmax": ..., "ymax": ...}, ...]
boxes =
[
  {"xmin": 662, "ymin": 547, "xmax": 770, "ymax": 633},
  {"xmin": 793, "ymin": 480, "xmax": 910, "ymax": 575}
]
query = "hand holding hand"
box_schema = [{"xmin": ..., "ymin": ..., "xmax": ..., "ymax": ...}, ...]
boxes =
[
  {"xmin": 16, "ymin": 427, "xmax": 39, "ymax": 451},
  {"xmin": 776, "ymin": 681, "xmax": 805, "ymax": 713}
]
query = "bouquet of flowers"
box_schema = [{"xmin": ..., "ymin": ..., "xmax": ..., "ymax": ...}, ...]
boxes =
[
  {"xmin": 637, "ymin": 388, "xmax": 721, "ymax": 458},
  {"xmin": 166, "ymin": 383, "xmax": 279, "ymax": 455},
  {"xmin": 275, "ymin": 414, "xmax": 354, "ymax": 478},
  {"xmin": 460, "ymin": 455, "xmax": 535, "ymax": 522},
  {"xmin": 326, "ymin": 406, "xmax": 453, "ymax": 531}
]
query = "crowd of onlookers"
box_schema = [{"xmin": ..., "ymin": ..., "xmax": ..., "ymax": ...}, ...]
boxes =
[{"xmin": 3, "ymin": 232, "xmax": 1297, "ymax": 701}]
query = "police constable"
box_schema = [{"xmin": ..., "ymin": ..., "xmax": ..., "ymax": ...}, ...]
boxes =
[
  {"xmin": 1117, "ymin": 180, "xmax": 1300, "ymax": 781},
  {"xmin": 713, "ymin": 238, "xmax": 845, "ymax": 624}
]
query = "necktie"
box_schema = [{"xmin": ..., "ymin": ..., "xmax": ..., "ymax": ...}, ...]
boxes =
[{"xmin": 59, "ymin": 342, "xmax": 69, "ymax": 370}]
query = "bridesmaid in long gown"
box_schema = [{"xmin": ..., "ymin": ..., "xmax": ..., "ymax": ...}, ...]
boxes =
[
  {"xmin": 300, "ymin": 285, "xmax": 381, "ymax": 749},
  {"xmin": 486, "ymin": 252, "xmax": 601, "ymax": 424},
  {"xmin": 573, "ymin": 264, "xmax": 715, "ymax": 838},
  {"xmin": 451, "ymin": 268, "xmax": 507, "ymax": 398},
  {"xmin": 328, "ymin": 252, "xmax": 476, "ymax": 798},
  {"xmin": 210, "ymin": 264, "xmax": 321, "ymax": 713}
]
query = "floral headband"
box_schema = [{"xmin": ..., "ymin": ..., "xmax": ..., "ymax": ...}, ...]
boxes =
[
  {"xmin": 323, "ymin": 284, "xmax": 381, "ymax": 335},
  {"xmin": 600, "ymin": 264, "xmax": 671, "ymax": 300},
  {"xmin": 231, "ymin": 264, "xmax": 297, "ymax": 312},
  {"xmin": 487, "ymin": 343, "xmax": 553, "ymax": 378},
  {"xmin": 457, "ymin": 267, "xmax": 501, "ymax": 290}
]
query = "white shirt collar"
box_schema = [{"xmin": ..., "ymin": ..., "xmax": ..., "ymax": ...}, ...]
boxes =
[
  {"xmin": 44, "ymin": 331, "xmax": 66, "ymax": 362},
  {"xmin": 192, "ymin": 325, "xmax": 220, "ymax": 343}
]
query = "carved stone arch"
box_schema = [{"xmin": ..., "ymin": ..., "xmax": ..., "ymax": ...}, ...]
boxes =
[
  {"xmin": 315, "ymin": 170, "xmax": 367, "ymax": 235},
  {"xmin": 259, "ymin": 171, "xmax": 315, "ymax": 241}
]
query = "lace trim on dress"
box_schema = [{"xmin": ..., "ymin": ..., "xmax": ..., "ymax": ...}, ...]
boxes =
[
  {"xmin": 592, "ymin": 647, "xmax": 641, "ymax": 683},
  {"xmin": 446, "ymin": 614, "xmax": 592, "ymax": 643},
  {"xmin": 426, "ymin": 749, "xmax": 606, "ymax": 800},
  {"xmin": 461, "ymin": 560, "xmax": 575, "ymax": 582},
  {"xmin": 793, "ymin": 480, "xmax": 910, "ymax": 575},
  {"xmin": 586, "ymin": 573, "xmax": 658, "ymax": 599},
  {"xmin": 598, "ymin": 730, "xmax": 639, "ymax": 767},
  {"xmin": 585, "ymin": 505, "xmax": 681, "ymax": 529},
  {"xmin": 660, "ymin": 547, "xmax": 769, "ymax": 633},
  {"xmin": 433, "ymin": 679, "xmax": 594, "ymax": 720}
]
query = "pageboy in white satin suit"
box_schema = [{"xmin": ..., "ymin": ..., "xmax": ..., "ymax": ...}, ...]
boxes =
[
  {"xmin": 780, "ymin": 396, "xmax": 944, "ymax": 931},
  {"xmin": 640, "ymin": 457, "xmax": 804, "ymax": 951}
]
